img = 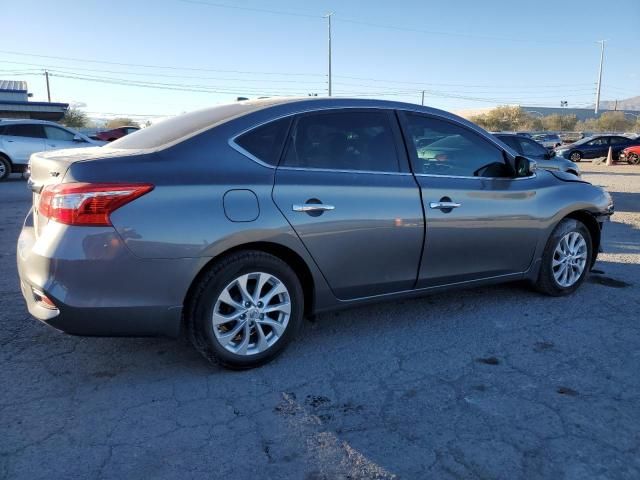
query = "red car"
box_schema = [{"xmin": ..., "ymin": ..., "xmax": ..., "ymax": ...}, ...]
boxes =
[
  {"xmin": 620, "ymin": 145, "xmax": 640, "ymax": 165},
  {"xmin": 94, "ymin": 126, "xmax": 139, "ymax": 142}
]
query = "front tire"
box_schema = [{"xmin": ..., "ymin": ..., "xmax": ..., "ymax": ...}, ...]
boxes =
[
  {"xmin": 0, "ymin": 156, "xmax": 11, "ymax": 181},
  {"xmin": 186, "ymin": 250, "xmax": 304, "ymax": 369},
  {"xmin": 569, "ymin": 151, "xmax": 582, "ymax": 162},
  {"xmin": 535, "ymin": 218, "xmax": 592, "ymax": 296},
  {"xmin": 628, "ymin": 153, "xmax": 640, "ymax": 165}
]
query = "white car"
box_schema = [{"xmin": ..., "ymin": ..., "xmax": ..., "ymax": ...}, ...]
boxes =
[{"xmin": 0, "ymin": 119, "xmax": 104, "ymax": 180}]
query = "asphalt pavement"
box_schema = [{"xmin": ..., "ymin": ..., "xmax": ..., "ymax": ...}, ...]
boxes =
[{"xmin": 1, "ymin": 163, "xmax": 639, "ymax": 479}]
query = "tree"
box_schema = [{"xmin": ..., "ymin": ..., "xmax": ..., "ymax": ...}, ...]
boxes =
[
  {"xmin": 541, "ymin": 114, "xmax": 578, "ymax": 132},
  {"xmin": 597, "ymin": 112, "xmax": 632, "ymax": 132},
  {"xmin": 105, "ymin": 118, "xmax": 140, "ymax": 129},
  {"xmin": 60, "ymin": 107, "xmax": 88, "ymax": 128},
  {"xmin": 469, "ymin": 106, "xmax": 539, "ymax": 132}
]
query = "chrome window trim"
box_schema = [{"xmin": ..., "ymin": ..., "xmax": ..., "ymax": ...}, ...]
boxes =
[
  {"xmin": 414, "ymin": 172, "xmax": 537, "ymax": 181},
  {"xmin": 278, "ymin": 166, "xmax": 412, "ymax": 176},
  {"xmin": 228, "ymin": 104, "xmax": 514, "ymax": 173}
]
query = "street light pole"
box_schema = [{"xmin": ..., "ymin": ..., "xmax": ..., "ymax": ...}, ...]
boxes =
[
  {"xmin": 595, "ymin": 40, "xmax": 605, "ymax": 115},
  {"xmin": 421, "ymin": 90, "xmax": 425, "ymax": 106}
]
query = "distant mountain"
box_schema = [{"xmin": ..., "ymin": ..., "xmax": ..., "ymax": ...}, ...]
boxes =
[{"xmin": 599, "ymin": 96, "xmax": 640, "ymax": 111}]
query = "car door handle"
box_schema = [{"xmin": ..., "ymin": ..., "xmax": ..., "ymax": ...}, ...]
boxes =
[
  {"xmin": 292, "ymin": 204, "xmax": 335, "ymax": 212},
  {"xmin": 429, "ymin": 201, "xmax": 461, "ymax": 210}
]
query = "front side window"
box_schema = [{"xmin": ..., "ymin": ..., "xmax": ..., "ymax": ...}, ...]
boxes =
[
  {"xmin": 404, "ymin": 113, "xmax": 507, "ymax": 177},
  {"xmin": 587, "ymin": 137, "xmax": 608, "ymax": 146},
  {"xmin": 235, "ymin": 117, "xmax": 290, "ymax": 166},
  {"xmin": 45, "ymin": 126, "xmax": 75, "ymax": 142},
  {"xmin": 4, "ymin": 124, "xmax": 45, "ymax": 138},
  {"xmin": 282, "ymin": 110, "xmax": 400, "ymax": 172}
]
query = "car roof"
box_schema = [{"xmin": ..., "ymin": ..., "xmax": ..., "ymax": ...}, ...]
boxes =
[
  {"xmin": 108, "ymin": 96, "xmax": 491, "ymax": 151},
  {"xmin": 0, "ymin": 118, "xmax": 64, "ymax": 126}
]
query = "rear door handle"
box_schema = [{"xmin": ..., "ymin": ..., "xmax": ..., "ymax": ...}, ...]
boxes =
[
  {"xmin": 292, "ymin": 204, "xmax": 335, "ymax": 212},
  {"xmin": 429, "ymin": 201, "xmax": 461, "ymax": 210}
]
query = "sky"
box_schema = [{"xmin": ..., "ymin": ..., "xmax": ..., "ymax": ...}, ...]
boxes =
[{"xmin": 1, "ymin": 0, "xmax": 638, "ymax": 123}]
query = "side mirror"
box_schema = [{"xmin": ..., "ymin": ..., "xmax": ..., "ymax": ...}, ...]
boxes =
[
  {"xmin": 73, "ymin": 134, "xmax": 85, "ymax": 143},
  {"xmin": 514, "ymin": 156, "xmax": 536, "ymax": 177},
  {"xmin": 544, "ymin": 150, "xmax": 556, "ymax": 159}
]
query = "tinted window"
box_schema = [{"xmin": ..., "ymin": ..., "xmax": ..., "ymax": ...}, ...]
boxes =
[
  {"xmin": 519, "ymin": 138, "xmax": 547, "ymax": 156},
  {"xmin": 609, "ymin": 136, "xmax": 629, "ymax": 145},
  {"xmin": 404, "ymin": 114, "xmax": 507, "ymax": 177},
  {"xmin": 282, "ymin": 110, "xmax": 400, "ymax": 172},
  {"xmin": 587, "ymin": 137, "xmax": 608, "ymax": 146},
  {"xmin": 496, "ymin": 135, "xmax": 521, "ymax": 153},
  {"xmin": 235, "ymin": 117, "xmax": 291, "ymax": 166},
  {"xmin": 45, "ymin": 126, "xmax": 75, "ymax": 141},
  {"xmin": 4, "ymin": 124, "xmax": 45, "ymax": 138}
]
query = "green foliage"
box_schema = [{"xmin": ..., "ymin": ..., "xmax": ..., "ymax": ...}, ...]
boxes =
[
  {"xmin": 468, "ymin": 106, "xmax": 638, "ymax": 133},
  {"xmin": 541, "ymin": 114, "xmax": 578, "ymax": 131},
  {"xmin": 105, "ymin": 118, "xmax": 140, "ymax": 129},
  {"xmin": 469, "ymin": 106, "xmax": 539, "ymax": 132},
  {"xmin": 60, "ymin": 107, "xmax": 88, "ymax": 128}
]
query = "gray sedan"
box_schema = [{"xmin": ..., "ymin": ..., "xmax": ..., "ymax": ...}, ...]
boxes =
[{"xmin": 17, "ymin": 98, "xmax": 614, "ymax": 368}]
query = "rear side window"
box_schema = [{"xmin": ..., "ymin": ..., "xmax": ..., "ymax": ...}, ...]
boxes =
[
  {"xmin": 282, "ymin": 110, "xmax": 400, "ymax": 172},
  {"xmin": 497, "ymin": 135, "xmax": 521, "ymax": 153},
  {"xmin": 4, "ymin": 124, "xmax": 45, "ymax": 138},
  {"xmin": 45, "ymin": 126, "xmax": 75, "ymax": 141},
  {"xmin": 609, "ymin": 136, "xmax": 629, "ymax": 145},
  {"xmin": 519, "ymin": 138, "xmax": 547, "ymax": 156},
  {"xmin": 234, "ymin": 117, "xmax": 291, "ymax": 166}
]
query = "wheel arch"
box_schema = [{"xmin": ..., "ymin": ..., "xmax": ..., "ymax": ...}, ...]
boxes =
[
  {"xmin": 0, "ymin": 150, "xmax": 12, "ymax": 165},
  {"xmin": 182, "ymin": 241, "xmax": 316, "ymax": 318},
  {"xmin": 564, "ymin": 210, "xmax": 601, "ymax": 265}
]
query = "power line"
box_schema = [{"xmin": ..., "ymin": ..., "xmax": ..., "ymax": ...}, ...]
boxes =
[
  {"xmin": 0, "ymin": 49, "xmax": 324, "ymax": 77},
  {"xmin": 334, "ymin": 17, "xmax": 593, "ymax": 45},
  {"xmin": 178, "ymin": 0, "xmax": 321, "ymax": 19},
  {"xmin": 0, "ymin": 59, "xmax": 327, "ymax": 84}
]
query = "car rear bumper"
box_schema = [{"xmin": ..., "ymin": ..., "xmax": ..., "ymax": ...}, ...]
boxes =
[{"xmin": 16, "ymin": 210, "xmax": 205, "ymax": 337}]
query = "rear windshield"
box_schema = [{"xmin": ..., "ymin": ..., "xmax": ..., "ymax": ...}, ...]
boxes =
[{"xmin": 107, "ymin": 100, "xmax": 286, "ymax": 150}]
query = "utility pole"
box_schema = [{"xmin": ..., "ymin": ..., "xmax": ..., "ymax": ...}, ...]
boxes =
[
  {"xmin": 421, "ymin": 90, "xmax": 425, "ymax": 106},
  {"xmin": 45, "ymin": 70, "xmax": 51, "ymax": 102},
  {"xmin": 594, "ymin": 40, "xmax": 605, "ymax": 115},
  {"xmin": 325, "ymin": 12, "xmax": 333, "ymax": 97}
]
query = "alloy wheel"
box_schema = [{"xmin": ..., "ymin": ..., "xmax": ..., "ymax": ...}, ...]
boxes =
[
  {"xmin": 212, "ymin": 272, "xmax": 291, "ymax": 355},
  {"xmin": 570, "ymin": 152, "xmax": 581, "ymax": 162},
  {"xmin": 552, "ymin": 231, "xmax": 587, "ymax": 287}
]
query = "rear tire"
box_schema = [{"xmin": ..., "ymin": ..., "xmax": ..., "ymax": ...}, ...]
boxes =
[
  {"xmin": 186, "ymin": 250, "xmax": 304, "ymax": 369},
  {"xmin": 0, "ymin": 156, "xmax": 10, "ymax": 181},
  {"xmin": 628, "ymin": 153, "xmax": 640, "ymax": 165},
  {"xmin": 535, "ymin": 218, "xmax": 592, "ymax": 296}
]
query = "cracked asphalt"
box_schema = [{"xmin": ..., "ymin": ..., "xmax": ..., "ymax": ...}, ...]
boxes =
[{"xmin": 1, "ymin": 163, "xmax": 639, "ymax": 479}]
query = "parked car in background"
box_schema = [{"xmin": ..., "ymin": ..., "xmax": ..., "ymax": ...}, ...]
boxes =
[
  {"xmin": 94, "ymin": 125, "xmax": 140, "ymax": 142},
  {"xmin": 555, "ymin": 135, "xmax": 640, "ymax": 162},
  {"xmin": 532, "ymin": 133, "xmax": 563, "ymax": 149},
  {"xmin": 0, "ymin": 119, "xmax": 103, "ymax": 181},
  {"xmin": 619, "ymin": 145, "xmax": 640, "ymax": 165},
  {"xmin": 494, "ymin": 133, "xmax": 580, "ymax": 176},
  {"xmin": 18, "ymin": 98, "xmax": 614, "ymax": 368}
]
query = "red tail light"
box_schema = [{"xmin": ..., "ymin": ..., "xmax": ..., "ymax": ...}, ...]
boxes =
[{"xmin": 39, "ymin": 183, "xmax": 154, "ymax": 226}]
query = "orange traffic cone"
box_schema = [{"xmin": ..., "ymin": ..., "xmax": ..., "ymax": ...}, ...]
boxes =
[{"xmin": 606, "ymin": 146, "xmax": 614, "ymax": 166}]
